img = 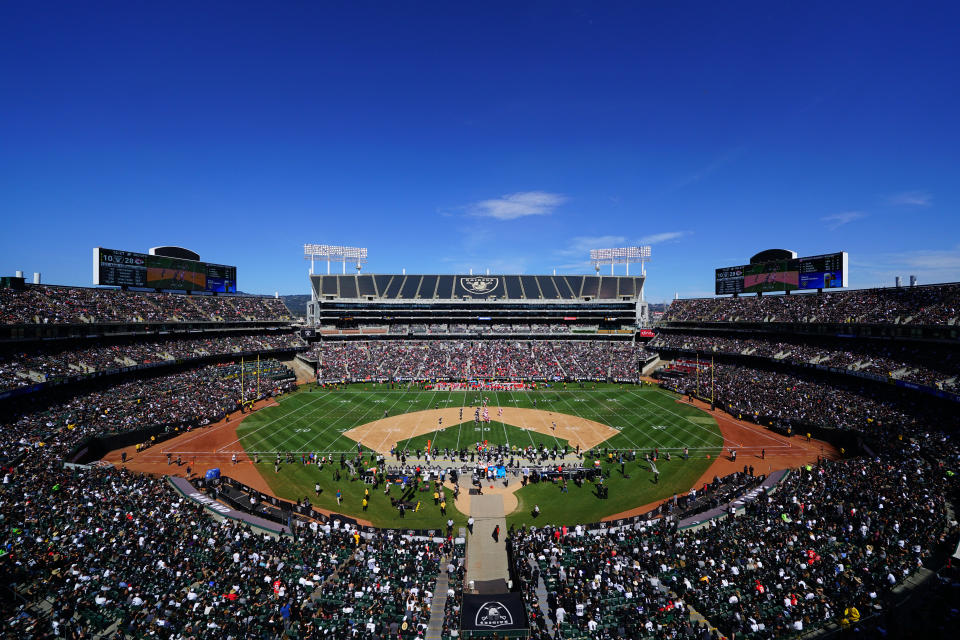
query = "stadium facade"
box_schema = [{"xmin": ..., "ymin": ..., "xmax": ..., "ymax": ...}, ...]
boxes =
[{"xmin": 306, "ymin": 272, "xmax": 649, "ymax": 336}]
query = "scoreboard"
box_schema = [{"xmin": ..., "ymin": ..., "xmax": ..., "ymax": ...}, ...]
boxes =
[
  {"xmin": 93, "ymin": 248, "xmax": 237, "ymax": 293},
  {"xmin": 715, "ymin": 252, "xmax": 847, "ymax": 295}
]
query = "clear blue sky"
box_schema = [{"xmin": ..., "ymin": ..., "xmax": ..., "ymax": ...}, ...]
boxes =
[{"xmin": 2, "ymin": 1, "xmax": 958, "ymax": 302}]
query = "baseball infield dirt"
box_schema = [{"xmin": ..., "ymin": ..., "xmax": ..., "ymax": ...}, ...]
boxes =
[{"xmin": 343, "ymin": 407, "xmax": 618, "ymax": 453}]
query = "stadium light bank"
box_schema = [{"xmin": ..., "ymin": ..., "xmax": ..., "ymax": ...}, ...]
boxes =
[
  {"xmin": 304, "ymin": 244, "xmax": 369, "ymax": 275},
  {"xmin": 590, "ymin": 246, "xmax": 651, "ymax": 276}
]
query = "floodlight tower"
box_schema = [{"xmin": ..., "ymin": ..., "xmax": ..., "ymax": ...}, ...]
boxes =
[
  {"xmin": 590, "ymin": 246, "xmax": 652, "ymax": 329},
  {"xmin": 304, "ymin": 244, "xmax": 369, "ymax": 275},
  {"xmin": 304, "ymin": 244, "xmax": 369, "ymax": 327},
  {"xmin": 589, "ymin": 246, "xmax": 651, "ymax": 277}
]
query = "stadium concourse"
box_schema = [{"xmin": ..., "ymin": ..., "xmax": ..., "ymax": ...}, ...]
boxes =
[{"xmin": 1, "ymin": 280, "xmax": 959, "ymax": 639}]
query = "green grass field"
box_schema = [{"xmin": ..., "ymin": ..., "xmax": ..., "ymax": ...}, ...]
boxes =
[{"xmin": 234, "ymin": 382, "xmax": 723, "ymax": 528}]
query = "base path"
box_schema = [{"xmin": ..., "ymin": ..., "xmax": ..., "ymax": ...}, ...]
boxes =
[{"xmin": 465, "ymin": 493, "xmax": 509, "ymax": 586}]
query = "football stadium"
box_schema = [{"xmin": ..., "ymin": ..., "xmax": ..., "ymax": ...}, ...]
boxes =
[
  {"xmin": 3, "ymin": 242, "xmax": 960, "ymax": 640},
  {"xmin": 4, "ymin": 4, "xmax": 960, "ymax": 640}
]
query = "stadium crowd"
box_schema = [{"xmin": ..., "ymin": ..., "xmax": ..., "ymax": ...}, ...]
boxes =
[
  {"xmin": 662, "ymin": 283, "xmax": 960, "ymax": 326},
  {"xmin": 510, "ymin": 451, "xmax": 955, "ymax": 639},
  {"xmin": 511, "ymin": 524, "xmax": 690, "ymax": 639},
  {"xmin": 650, "ymin": 332, "xmax": 960, "ymax": 390},
  {"xmin": 2, "ymin": 459, "xmax": 458, "ymax": 639},
  {"xmin": 0, "ymin": 285, "xmax": 291, "ymax": 324},
  {"xmin": 3, "ymin": 279, "xmax": 960, "ymax": 640},
  {"xmin": 314, "ymin": 340, "xmax": 653, "ymax": 381},
  {"xmin": 656, "ymin": 362, "xmax": 960, "ymax": 434},
  {"xmin": 0, "ymin": 360, "xmax": 296, "ymax": 461},
  {"xmin": 0, "ymin": 333, "xmax": 305, "ymax": 392}
]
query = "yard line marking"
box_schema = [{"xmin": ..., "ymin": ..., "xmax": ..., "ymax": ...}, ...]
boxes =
[
  {"xmin": 246, "ymin": 389, "xmax": 360, "ymax": 453},
  {"xmin": 541, "ymin": 388, "xmax": 647, "ymax": 451},
  {"xmin": 216, "ymin": 390, "xmax": 335, "ymax": 452},
  {"xmin": 417, "ymin": 389, "xmax": 457, "ymax": 455},
  {"xmin": 454, "ymin": 389, "xmax": 467, "ymax": 452},
  {"xmin": 238, "ymin": 391, "xmax": 350, "ymax": 453},
  {"xmin": 602, "ymin": 392, "xmax": 706, "ymax": 451},
  {"xmin": 621, "ymin": 387, "xmax": 725, "ymax": 448},
  {"xmin": 491, "ymin": 389, "xmax": 512, "ymax": 451},
  {"xmin": 318, "ymin": 388, "xmax": 412, "ymax": 454},
  {"xmin": 503, "ymin": 390, "xmax": 538, "ymax": 449},
  {"xmin": 370, "ymin": 389, "xmax": 439, "ymax": 453},
  {"xmin": 396, "ymin": 389, "xmax": 441, "ymax": 453},
  {"xmin": 532, "ymin": 388, "xmax": 564, "ymax": 450}
]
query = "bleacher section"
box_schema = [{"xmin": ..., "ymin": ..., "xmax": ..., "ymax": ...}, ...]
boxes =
[
  {"xmin": 651, "ymin": 331, "xmax": 960, "ymax": 392},
  {"xmin": 652, "ymin": 283, "xmax": 960, "ymax": 405},
  {"xmin": 0, "ymin": 284, "xmax": 292, "ymax": 326},
  {"xmin": 662, "ymin": 283, "xmax": 960, "ymax": 327},
  {"xmin": 0, "ymin": 332, "xmax": 306, "ymax": 394},
  {"xmin": 310, "ymin": 340, "xmax": 654, "ymax": 382},
  {"xmin": 0, "ymin": 283, "xmax": 305, "ymax": 403}
]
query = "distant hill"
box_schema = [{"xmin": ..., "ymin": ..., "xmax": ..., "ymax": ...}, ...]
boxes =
[{"xmin": 281, "ymin": 294, "xmax": 310, "ymax": 319}]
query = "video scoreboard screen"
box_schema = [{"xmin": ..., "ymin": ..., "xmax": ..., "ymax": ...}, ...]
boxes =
[
  {"xmin": 93, "ymin": 248, "xmax": 237, "ymax": 293},
  {"xmin": 715, "ymin": 252, "xmax": 847, "ymax": 295}
]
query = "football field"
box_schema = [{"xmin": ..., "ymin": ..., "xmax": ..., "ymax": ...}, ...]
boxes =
[
  {"xmin": 231, "ymin": 382, "xmax": 724, "ymax": 528},
  {"xmin": 234, "ymin": 382, "xmax": 723, "ymax": 456}
]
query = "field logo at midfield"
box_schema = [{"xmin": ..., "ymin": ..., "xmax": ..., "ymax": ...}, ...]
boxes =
[{"xmin": 461, "ymin": 276, "xmax": 498, "ymax": 294}]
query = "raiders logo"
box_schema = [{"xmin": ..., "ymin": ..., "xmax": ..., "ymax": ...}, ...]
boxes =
[
  {"xmin": 475, "ymin": 601, "xmax": 513, "ymax": 628},
  {"xmin": 461, "ymin": 276, "xmax": 498, "ymax": 294}
]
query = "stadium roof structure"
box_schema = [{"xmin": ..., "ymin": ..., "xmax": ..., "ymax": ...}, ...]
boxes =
[{"xmin": 310, "ymin": 273, "xmax": 644, "ymax": 302}]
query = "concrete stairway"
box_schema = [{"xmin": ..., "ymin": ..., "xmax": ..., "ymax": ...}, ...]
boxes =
[{"xmin": 424, "ymin": 570, "xmax": 450, "ymax": 640}]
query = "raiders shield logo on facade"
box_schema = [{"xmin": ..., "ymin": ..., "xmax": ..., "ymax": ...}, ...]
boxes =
[
  {"xmin": 461, "ymin": 276, "xmax": 498, "ymax": 294},
  {"xmin": 475, "ymin": 601, "xmax": 514, "ymax": 628}
]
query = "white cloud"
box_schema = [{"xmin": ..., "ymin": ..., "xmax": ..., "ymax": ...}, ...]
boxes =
[
  {"xmin": 554, "ymin": 231, "xmax": 689, "ymax": 268},
  {"xmin": 888, "ymin": 190, "xmax": 932, "ymax": 207},
  {"xmin": 639, "ymin": 231, "xmax": 689, "ymax": 245},
  {"xmin": 556, "ymin": 235, "xmax": 628, "ymax": 258},
  {"xmin": 468, "ymin": 191, "xmax": 567, "ymax": 220},
  {"xmin": 820, "ymin": 211, "xmax": 866, "ymax": 230}
]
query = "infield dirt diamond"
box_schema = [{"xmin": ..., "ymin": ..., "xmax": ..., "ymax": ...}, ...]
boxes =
[{"xmin": 343, "ymin": 406, "xmax": 618, "ymax": 453}]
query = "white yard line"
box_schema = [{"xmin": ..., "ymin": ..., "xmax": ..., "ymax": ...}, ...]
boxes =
[
  {"xmin": 301, "ymin": 388, "xmax": 411, "ymax": 454},
  {"xmin": 396, "ymin": 390, "xmax": 441, "ymax": 452},
  {"xmin": 546, "ymin": 389, "xmax": 649, "ymax": 451},
  {"xmin": 215, "ymin": 390, "xmax": 335, "ymax": 452},
  {"xmin": 622, "ymin": 386, "xmax": 728, "ymax": 448},
  {"xmin": 371, "ymin": 390, "xmax": 435, "ymax": 453}
]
